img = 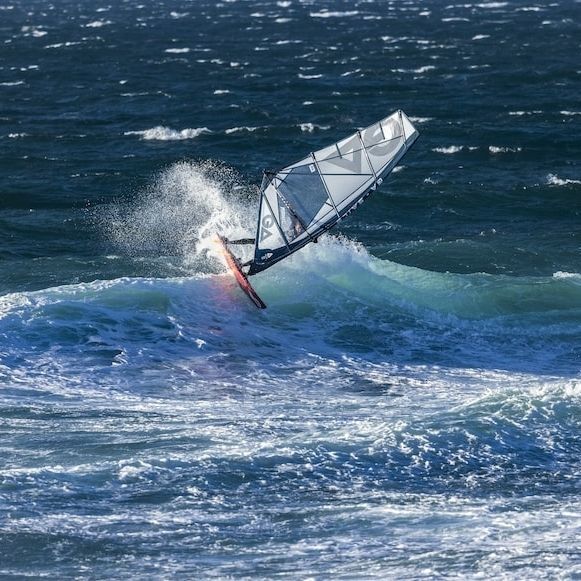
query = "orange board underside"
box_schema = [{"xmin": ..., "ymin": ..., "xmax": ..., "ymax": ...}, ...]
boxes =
[{"xmin": 215, "ymin": 236, "xmax": 266, "ymax": 309}]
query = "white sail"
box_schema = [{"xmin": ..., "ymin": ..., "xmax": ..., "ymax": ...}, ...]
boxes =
[{"xmin": 248, "ymin": 110, "xmax": 418, "ymax": 275}]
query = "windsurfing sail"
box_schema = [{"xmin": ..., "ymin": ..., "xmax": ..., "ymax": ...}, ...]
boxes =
[{"xmin": 246, "ymin": 110, "xmax": 419, "ymax": 275}]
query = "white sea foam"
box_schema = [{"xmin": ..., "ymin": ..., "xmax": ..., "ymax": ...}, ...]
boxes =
[
  {"xmin": 85, "ymin": 20, "xmax": 111, "ymax": 28},
  {"xmin": 392, "ymin": 66, "xmax": 436, "ymax": 74},
  {"xmin": 224, "ymin": 126, "xmax": 261, "ymax": 134},
  {"xmin": 299, "ymin": 123, "xmax": 330, "ymax": 133},
  {"xmin": 553, "ymin": 271, "xmax": 581, "ymax": 280},
  {"xmin": 124, "ymin": 126, "xmax": 211, "ymax": 141},
  {"xmin": 298, "ymin": 73, "xmax": 323, "ymax": 79},
  {"xmin": 1, "ymin": 80, "xmax": 24, "ymax": 86},
  {"xmin": 472, "ymin": 34, "xmax": 490, "ymax": 40},
  {"xmin": 44, "ymin": 41, "xmax": 82, "ymax": 49},
  {"xmin": 341, "ymin": 69, "xmax": 361, "ymax": 77},
  {"xmin": 477, "ymin": 2, "xmax": 508, "ymax": 8},
  {"xmin": 488, "ymin": 145, "xmax": 522, "ymax": 153},
  {"xmin": 433, "ymin": 146, "xmax": 464, "ymax": 154},
  {"xmin": 20, "ymin": 25, "xmax": 47, "ymax": 37},
  {"xmin": 213, "ymin": 89, "xmax": 230, "ymax": 95},
  {"xmin": 165, "ymin": 48, "xmax": 190, "ymax": 54},
  {"xmin": 310, "ymin": 10, "xmax": 359, "ymax": 18},
  {"xmin": 560, "ymin": 110, "xmax": 581, "ymax": 116},
  {"xmin": 546, "ymin": 174, "xmax": 581, "ymax": 186},
  {"xmin": 409, "ymin": 117, "xmax": 433, "ymax": 123}
]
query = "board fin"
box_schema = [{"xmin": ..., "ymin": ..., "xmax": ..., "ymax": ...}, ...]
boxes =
[{"xmin": 215, "ymin": 235, "xmax": 267, "ymax": 310}]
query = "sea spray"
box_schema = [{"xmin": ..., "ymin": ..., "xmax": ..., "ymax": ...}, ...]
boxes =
[{"xmin": 98, "ymin": 161, "xmax": 258, "ymax": 274}]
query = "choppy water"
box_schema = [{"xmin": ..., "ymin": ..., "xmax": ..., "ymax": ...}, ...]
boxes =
[{"xmin": 1, "ymin": 0, "xmax": 580, "ymax": 578}]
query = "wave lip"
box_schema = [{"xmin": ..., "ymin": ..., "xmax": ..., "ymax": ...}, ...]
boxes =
[{"xmin": 124, "ymin": 127, "xmax": 211, "ymax": 141}]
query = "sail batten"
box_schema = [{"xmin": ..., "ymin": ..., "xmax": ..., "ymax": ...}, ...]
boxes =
[{"xmin": 248, "ymin": 110, "xmax": 418, "ymax": 275}]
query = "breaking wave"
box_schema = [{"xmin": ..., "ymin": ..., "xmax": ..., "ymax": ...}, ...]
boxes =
[{"xmin": 124, "ymin": 126, "xmax": 211, "ymax": 140}]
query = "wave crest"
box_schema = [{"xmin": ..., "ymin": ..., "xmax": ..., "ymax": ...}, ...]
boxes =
[{"xmin": 124, "ymin": 126, "xmax": 211, "ymax": 141}]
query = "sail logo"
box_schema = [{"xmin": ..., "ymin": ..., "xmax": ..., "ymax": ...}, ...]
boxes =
[
  {"xmin": 260, "ymin": 214, "xmax": 274, "ymax": 242},
  {"xmin": 322, "ymin": 134, "xmax": 364, "ymax": 172},
  {"xmin": 321, "ymin": 119, "xmax": 402, "ymax": 173}
]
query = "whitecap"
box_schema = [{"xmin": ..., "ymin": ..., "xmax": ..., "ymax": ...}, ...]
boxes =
[
  {"xmin": 409, "ymin": 117, "xmax": 433, "ymax": 123},
  {"xmin": 165, "ymin": 48, "xmax": 190, "ymax": 54},
  {"xmin": 472, "ymin": 34, "xmax": 490, "ymax": 40},
  {"xmin": 0, "ymin": 80, "xmax": 24, "ymax": 86},
  {"xmin": 392, "ymin": 66, "xmax": 436, "ymax": 74},
  {"xmin": 560, "ymin": 110, "xmax": 581, "ymax": 116},
  {"xmin": 21, "ymin": 26, "xmax": 47, "ymax": 37},
  {"xmin": 310, "ymin": 10, "xmax": 359, "ymax": 18},
  {"xmin": 298, "ymin": 123, "xmax": 330, "ymax": 133},
  {"xmin": 546, "ymin": 174, "xmax": 581, "ymax": 186},
  {"xmin": 85, "ymin": 20, "xmax": 111, "ymax": 28},
  {"xmin": 298, "ymin": 73, "xmax": 322, "ymax": 79},
  {"xmin": 124, "ymin": 127, "xmax": 211, "ymax": 141},
  {"xmin": 224, "ymin": 126, "xmax": 261, "ymax": 135},
  {"xmin": 432, "ymin": 146, "xmax": 463, "ymax": 154},
  {"xmin": 44, "ymin": 41, "xmax": 82, "ymax": 49},
  {"xmin": 488, "ymin": 145, "xmax": 522, "ymax": 153},
  {"xmin": 553, "ymin": 271, "xmax": 581, "ymax": 280},
  {"xmin": 213, "ymin": 89, "xmax": 230, "ymax": 95},
  {"xmin": 509, "ymin": 110, "xmax": 543, "ymax": 116},
  {"xmin": 341, "ymin": 69, "xmax": 361, "ymax": 77}
]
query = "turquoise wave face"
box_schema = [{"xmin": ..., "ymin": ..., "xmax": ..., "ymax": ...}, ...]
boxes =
[{"xmin": 2, "ymin": 233, "xmax": 580, "ymax": 393}]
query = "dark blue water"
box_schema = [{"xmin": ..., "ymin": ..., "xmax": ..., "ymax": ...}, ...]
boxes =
[{"xmin": 1, "ymin": 1, "xmax": 580, "ymax": 578}]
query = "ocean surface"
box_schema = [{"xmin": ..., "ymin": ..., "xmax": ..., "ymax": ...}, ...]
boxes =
[{"xmin": 1, "ymin": 0, "xmax": 580, "ymax": 578}]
